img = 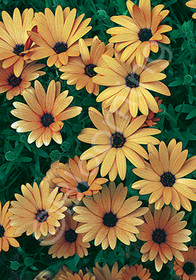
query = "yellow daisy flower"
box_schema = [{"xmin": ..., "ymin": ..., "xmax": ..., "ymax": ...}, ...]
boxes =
[{"xmin": 121, "ymin": 264, "xmax": 152, "ymax": 280}]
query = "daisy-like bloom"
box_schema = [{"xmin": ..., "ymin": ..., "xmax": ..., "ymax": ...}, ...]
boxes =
[
  {"xmin": 174, "ymin": 246, "xmax": 196, "ymax": 280},
  {"xmin": 93, "ymin": 54, "xmax": 170, "ymax": 117},
  {"xmin": 73, "ymin": 182, "xmax": 148, "ymax": 250},
  {"xmin": 9, "ymin": 181, "xmax": 67, "ymax": 239},
  {"xmin": 93, "ymin": 263, "xmax": 122, "ymax": 280},
  {"xmin": 50, "ymin": 155, "xmax": 108, "ymax": 201},
  {"xmin": 78, "ymin": 107, "xmax": 160, "ymax": 181},
  {"xmin": 56, "ymin": 269, "xmax": 95, "ymax": 280},
  {"xmin": 60, "ymin": 36, "xmax": 114, "ymax": 96},
  {"xmin": 0, "ymin": 8, "xmax": 36, "ymax": 77},
  {"xmin": 40, "ymin": 212, "xmax": 90, "ymax": 259},
  {"xmin": 0, "ymin": 201, "xmax": 20, "ymax": 252},
  {"xmin": 29, "ymin": 5, "xmax": 92, "ymax": 68},
  {"xmin": 186, "ymin": 1, "xmax": 196, "ymax": 19},
  {"xmin": 138, "ymin": 206, "xmax": 192, "ymax": 272},
  {"xmin": 0, "ymin": 62, "xmax": 45, "ymax": 100},
  {"xmin": 11, "ymin": 80, "xmax": 82, "ymax": 148},
  {"xmin": 121, "ymin": 264, "xmax": 152, "ymax": 280},
  {"xmin": 107, "ymin": 0, "xmax": 172, "ymax": 66},
  {"xmin": 132, "ymin": 139, "xmax": 196, "ymax": 211}
]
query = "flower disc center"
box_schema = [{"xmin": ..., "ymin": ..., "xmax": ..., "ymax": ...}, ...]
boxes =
[
  {"xmin": 111, "ymin": 132, "xmax": 126, "ymax": 148},
  {"xmin": 183, "ymin": 261, "xmax": 195, "ymax": 275},
  {"xmin": 0, "ymin": 225, "xmax": 5, "ymax": 238},
  {"xmin": 160, "ymin": 172, "xmax": 176, "ymax": 187},
  {"xmin": 138, "ymin": 28, "xmax": 152, "ymax": 42},
  {"xmin": 53, "ymin": 42, "xmax": 68, "ymax": 54},
  {"xmin": 36, "ymin": 209, "xmax": 48, "ymax": 223},
  {"xmin": 152, "ymin": 228, "xmax": 166, "ymax": 244},
  {"xmin": 8, "ymin": 74, "xmax": 22, "ymax": 87},
  {"xmin": 14, "ymin": 44, "xmax": 25, "ymax": 56},
  {"xmin": 41, "ymin": 113, "xmax": 54, "ymax": 127},
  {"xmin": 126, "ymin": 72, "xmax": 140, "ymax": 88},
  {"xmin": 85, "ymin": 64, "xmax": 97, "ymax": 77},
  {"xmin": 77, "ymin": 181, "xmax": 90, "ymax": 193},
  {"xmin": 64, "ymin": 229, "xmax": 77, "ymax": 243},
  {"xmin": 103, "ymin": 212, "xmax": 118, "ymax": 227}
]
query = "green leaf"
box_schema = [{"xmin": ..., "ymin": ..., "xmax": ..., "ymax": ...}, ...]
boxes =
[
  {"xmin": 5, "ymin": 151, "xmax": 17, "ymax": 161},
  {"xmin": 186, "ymin": 109, "xmax": 196, "ymax": 120},
  {"xmin": 10, "ymin": 261, "xmax": 22, "ymax": 271}
]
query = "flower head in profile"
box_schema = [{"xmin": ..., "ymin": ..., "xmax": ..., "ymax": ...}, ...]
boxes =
[
  {"xmin": 60, "ymin": 36, "xmax": 114, "ymax": 96},
  {"xmin": 29, "ymin": 6, "xmax": 92, "ymax": 68},
  {"xmin": 74, "ymin": 182, "xmax": 148, "ymax": 250},
  {"xmin": 132, "ymin": 139, "xmax": 196, "ymax": 211},
  {"xmin": 93, "ymin": 55, "xmax": 170, "ymax": 117},
  {"xmin": 78, "ymin": 107, "xmax": 160, "ymax": 181},
  {"xmin": 0, "ymin": 62, "xmax": 45, "ymax": 100},
  {"xmin": 138, "ymin": 206, "xmax": 191, "ymax": 272},
  {"xmin": 93, "ymin": 263, "xmax": 122, "ymax": 280},
  {"xmin": 40, "ymin": 212, "xmax": 90, "ymax": 259},
  {"xmin": 0, "ymin": 8, "xmax": 36, "ymax": 77},
  {"xmin": 0, "ymin": 201, "xmax": 20, "ymax": 252},
  {"xmin": 186, "ymin": 1, "xmax": 196, "ymax": 19},
  {"xmin": 174, "ymin": 246, "xmax": 196, "ymax": 280},
  {"xmin": 9, "ymin": 181, "xmax": 67, "ymax": 239},
  {"xmin": 107, "ymin": 0, "xmax": 172, "ymax": 66},
  {"xmin": 121, "ymin": 264, "xmax": 152, "ymax": 280},
  {"xmin": 11, "ymin": 80, "xmax": 82, "ymax": 147}
]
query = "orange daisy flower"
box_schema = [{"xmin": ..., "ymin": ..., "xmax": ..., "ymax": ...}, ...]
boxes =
[
  {"xmin": 0, "ymin": 201, "xmax": 20, "ymax": 252},
  {"xmin": 56, "ymin": 269, "xmax": 95, "ymax": 280},
  {"xmin": 9, "ymin": 181, "xmax": 67, "ymax": 239},
  {"xmin": 121, "ymin": 264, "xmax": 152, "ymax": 280},
  {"xmin": 40, "ymin": 212, "xmax": 90, "ymax": 259},
  {"xmin": 74, "ymin": 182, "xmax": 148, "ymax": 250},
  {"xmin": 107, "ymin": 0, "xmax": 172, "ymax": 66},
  {"xmin": 29, "ymin": 5, "xmax": 92, "ymax": 68},
  {"xmin": 186, "ymin": 1, "xmax": 196, "ymax": 19},
  {"xmin": 78, "ymin": 107, "xmax": 160, "ymax": 181},
  {"xmin": 174, "ymin": 246, "xmax": 196, "ymax": 280},
  {"xmin": 93, "ymin": 263, "xmax": 122, "ymax": 280},
  {"xmin": 138, "ymin": 206, "xmax": 191, "ymax": 272},
  {"xmin": 60, "ymin": 36, "xmax": 114, "ymax": 96},
  {"xmin": 132, "ymin": 139, "xmax": 196, "ymax": 211},
  {"xmin": 0, "ymin": 62, "xmax": 45, "ymax": 100},
  {"xmin": 0, "ymin": 8, "xmax": 36, "ymax": 77},
  {"xmin": 11, "ymin": 80, "xmax": 82, "ymax": 147},
  {"xmin": 93, "ymin": 54, "xmax": 170, "ymax": 117}
]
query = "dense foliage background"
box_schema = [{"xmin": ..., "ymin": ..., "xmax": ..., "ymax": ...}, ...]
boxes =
[{"xmin": 0, "ymin": 0, "xmax": 195, "ymax": 279}]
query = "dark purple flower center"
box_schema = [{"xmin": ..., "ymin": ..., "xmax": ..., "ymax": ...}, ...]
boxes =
[
  {"xmin": 160, "ymin": 172, "xmax": 176, "ymax": 187},
  {"xmin": 152, "ymin": 228, "xmax": 166, "ymax": 244},
  {"xmin": 85, "ymin": 64, "xmax": 97, "ymax": 77},
  {"xmin": 8, "ymin": 74, "xmax": 22, "ymax": 87},
  {"xmin": 183, "ymin": 261, "xmax": 195, "ymax": 275},
  {"xmin": 103, "ymin": 212, "xmax": 118, "ymax": 227},
  {"xmin": 77, "ymin": 181, "xmax": 90, "ymax": 193},
  {"xmin": 41, "ymin": 113, "xmax": 54, "ymax": 127},
  {"xmin": 110, "ymin": 132, "xmax": 126, "ymax": 148},
  {"xmin": 64, "ymin": 229, "xmax": 77, "ymax": 243},
  {"xmin": 36, "ymin": 209, "xmax": 48, "ymax": 223},
  {"xmin": 53, "ymin": 42, "xmax": 68, "ymax": 54},
  {"xmin": 14, "ymin": 44, "xmax": 25, "ymax": 56},
  {"xmin": 138, "ymin": 28, "xmax": 152, "ymax": 42},
  {"xmin": 126, "ymin": 72, "xmax": 140, "ymax": 88},
  {"xmin": 0, "ymin": 225, "xmax": 5, "ymax": 238}
]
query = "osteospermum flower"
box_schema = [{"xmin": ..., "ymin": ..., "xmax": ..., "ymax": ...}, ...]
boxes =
[
  {"xmin": 0, "ymin": 8, "xmax": 35, "ymax": 77},
  {"xmin": 0, "ymin": 62, "xmax": 45, "ymax": 100},
  {"xmin": 53, "ymin": 266, "xmax": 95, "ymax": 280},
  {"xmin": 74, "ymin": 182, "xmax": 148, "ymax": 250},
  {"xmin": 93, "ymin": 263, "xmax": 122, "ymax": 280},
  {"xmin": 174, "ymin": 246, "xmax": 196, "ymax": 280},
  {"xmin": 186, "ymin": 1, "xmax": 196, "ymax": 19},
  {"xmin": 121, "ymin": 264, "xmax": 152, "ymax": 280},
  {"xmin": 9, "ymin": 181, "xmax": 67, "ymax": 239},
  {"xmin": 78, "ymin": 107, "xmax": 160, "ymax": 181},
  {"xmin": 132, "ymin": 139, "xmax": 196, "ymax": 211},
  {"xmin": 0, "ymin": 201, "xmax": 20, "ymax": 252},
  {"xmin": 107, "ymin": 0, "xmax": 172, "ymax": 66},
  {"xmin": 60, "ymin": 36, "xmax": 114, "ymax": 96},
  {"xmin": 40, "ymin": 212, "xmax": 90, "ymax": 259},
  {"xmin": 29, "ymin": 5, "xmax": 92, "ymax": 68},
  {"xmin": 11, "ymin": 80, "xmax": 82, "ymax": 147},
  {"xmin": 94, "ymin": 55, "xmax": 170, "ymax": 117},
  {"xmin": 138, "ymin": 206, "xmax": 191, "ymax": 272}
]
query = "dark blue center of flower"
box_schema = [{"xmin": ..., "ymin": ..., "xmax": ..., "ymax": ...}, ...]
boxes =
[
  {"xmin": 36, "ymin": 209, "xmax": 48, "ymax": 223},
  {"xmin": 53, "ymin": 42, "xmax": 68, "ymax": 54},
  {"xmin": 132, "ymin": 277, "xmax": 141, "ymax": 280},
  {"xmin": 103, "ymin": 212, "xmax": 118, "ymax": 227},
  {"xmin": 111, "ymin": 132, "xmax": 126, "ymax": 148},
  {"xmin": 77, "ymin": 181, "xmax": 90, "ymax": 193},
  {"xmin": 85, "ymin": 64, "xmax": 97, "ymax": 77},
  {"xmin": 14, "ymin": 44, "xmax": 25, "ymax": 56},
  {"xmin": 183, "ymin": 262, "xmax": 195, "ymax": 275},
  {"xmin": 138, "ymin": 28, "xmax": 152, "ymax": 42},
  {"xmin": 65, "ymin": 229, "xmax": 77, "ymax": 243},
  {"xmin": 152, "ymin": 228, "xmax": 166, "ymax": 244},
  {"xmin": 0, "ymin": 225, "xmax": 5, "ymax": 238},
  {"xmin": 126, "ymin": 72, "xmax": 140, "ymax": 88},
  {"xmin": 41, "ymin": 113, "xmax": 54, "ymax": 127},
  {"xmin": 160, "ymin": 172, "xmax": 176, "ymax": 187},
  {"xmin": 8, "ymin": 74, "xmax": 22, "ymax": 87}
]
